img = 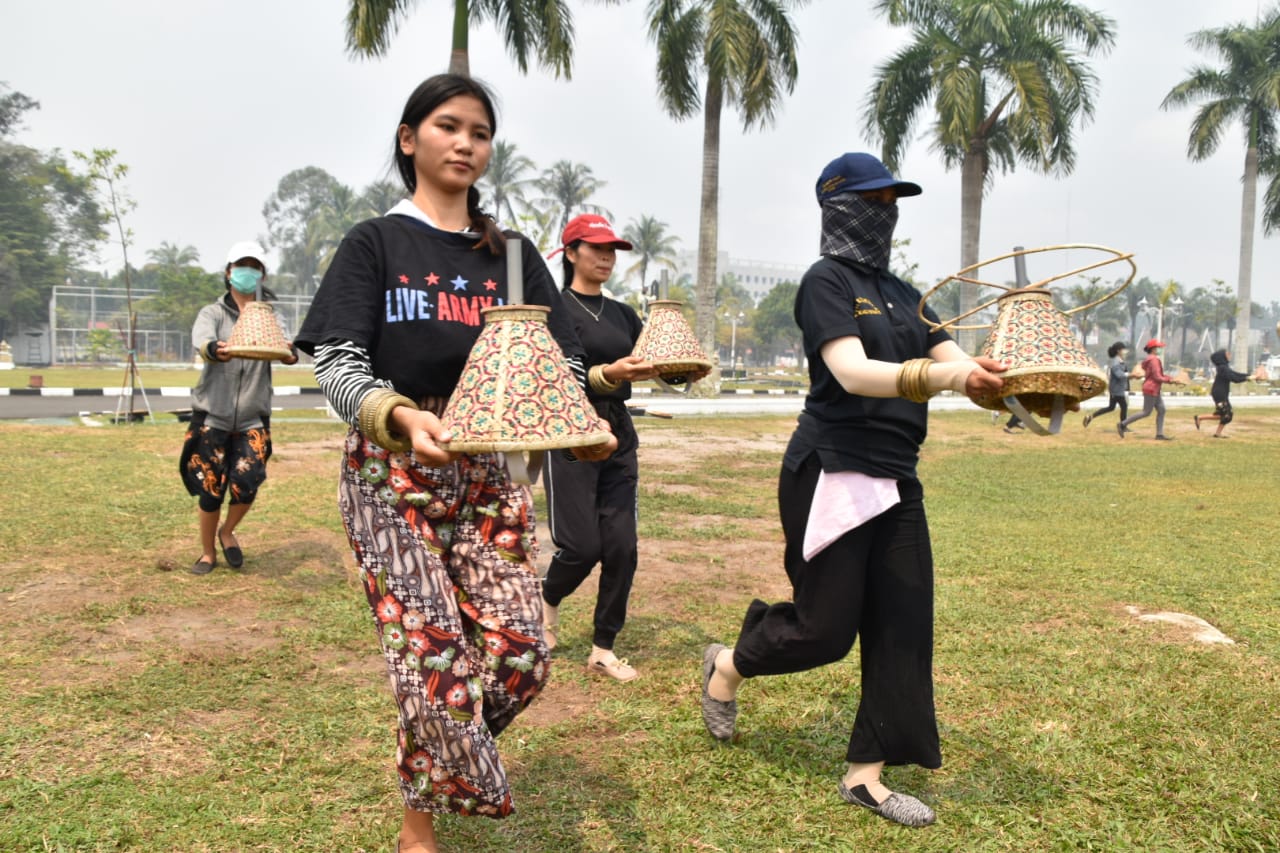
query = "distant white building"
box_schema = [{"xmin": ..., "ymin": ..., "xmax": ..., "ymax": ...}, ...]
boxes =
[{"xmin": 670, "ymin": 250, "xmax": 810, "ymax": 304}]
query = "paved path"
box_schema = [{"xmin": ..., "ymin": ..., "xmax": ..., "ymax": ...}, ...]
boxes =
[{"xmin": 2, "ymin": 383, "xmax": 1276, "ymax": 423}]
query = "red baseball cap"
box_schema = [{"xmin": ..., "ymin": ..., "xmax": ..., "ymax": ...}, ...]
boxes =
[
  {"xmin": 548, "ymin": 214, "xmax": 632, "ymax": 257},
  {"xmin": 1145, "ymin": 338, "xmax": 1166, "ymax": 351}
]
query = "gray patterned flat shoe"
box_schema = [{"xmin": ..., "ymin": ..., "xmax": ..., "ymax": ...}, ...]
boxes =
[
  {"xmin": 700, "ymin": 643, "xmax": 737, "ymax": 741},
  {"xmin": 838, "ymin": 781, "xmax": 936, "ymax": 827}
]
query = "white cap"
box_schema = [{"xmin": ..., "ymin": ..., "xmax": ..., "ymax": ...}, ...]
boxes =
[{"xmin": 225, "ymin": 241, "xmax": 268, "ymax": 272}]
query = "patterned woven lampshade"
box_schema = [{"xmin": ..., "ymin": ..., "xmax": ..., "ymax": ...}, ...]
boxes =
[
  {"xmin": 973, "ymin": 289, "xmax": 1107, "ymax": 421},
  {"xmin": 632, "ymin": 300, "xmax": 713, "ymax": 379},
  {"xmin": 440, "ymin": 305, "xmax": 611, "ymax": 454},
  {"xmin": 225, "ymin": 301, "xmax": 293, "ymax": 361}
]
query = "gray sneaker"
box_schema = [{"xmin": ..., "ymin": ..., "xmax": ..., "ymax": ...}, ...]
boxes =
[
  {"xmin": 700, "ymin": 643, "xmax": 737, "ymax": 741},
  {"xmin": 839, "ymin": 781, "xmax": 936, "ymax": 827}
]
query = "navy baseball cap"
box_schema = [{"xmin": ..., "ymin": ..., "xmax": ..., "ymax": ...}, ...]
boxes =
[{"xmin": 815, "ymin": 153, "xmax": 922, "ymax": 203}]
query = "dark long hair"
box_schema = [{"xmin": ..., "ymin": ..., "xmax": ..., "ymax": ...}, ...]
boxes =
[
  {"xmin": 560, "ymin": 240, "xmax": 583, "ymax": 290},
  {"xmin": 393, "ymin": 74, "xmax": 504, "ymax": 255}
]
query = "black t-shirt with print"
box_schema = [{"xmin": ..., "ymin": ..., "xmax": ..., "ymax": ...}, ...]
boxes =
[
  {"xmin": 558, "ymin": 289, "xmax": 644, "ymax": 452},
  {"xmin": 295, "ymin": 215, "xmax": 584, "ymax": 401},
  {"xmin": 784, "ymin": 256, "xmax": 952, "ymax": 480},
  {"xmin": 559, "ymin": 290, "xmax": 643, "ymax": 403}
]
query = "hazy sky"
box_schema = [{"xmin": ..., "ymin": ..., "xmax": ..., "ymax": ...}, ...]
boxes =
[{"xmin": 5, "ymin": 0, "xmax": 1279, "ymax": 306}]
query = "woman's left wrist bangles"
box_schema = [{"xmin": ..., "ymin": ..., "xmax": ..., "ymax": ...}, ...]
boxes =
[
  {"xmin": 589, "ymin": 364, "xmax": 621, "ymax": 393},
  {"xmin": 358, "ymin": 388, "xmax": 419, "ymax": 452},
  {"xmin": 896, "ymin": 358, "xmax": 934, "ymax": 403}
]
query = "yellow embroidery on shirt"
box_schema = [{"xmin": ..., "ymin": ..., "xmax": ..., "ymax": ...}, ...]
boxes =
[{"xmin": 854, "ymin": 296, "xmax": 882, "ymax": 318}]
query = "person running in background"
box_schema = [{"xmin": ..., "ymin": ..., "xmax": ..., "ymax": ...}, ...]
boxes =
[
  {"xmin": 181, "ymin": 241, "xmax": 297, "ymax": 575},
  {"xmin": 1117, "ymin": 339, "xmax": 1180, "ymax": 440},
  {"xmin": 1194, "ymin": 349, "xmax": 1250, "ymax": 438},
  {"xmin": 1083, "ymin": 341, "xmax": 1130, "ymax": 428}
]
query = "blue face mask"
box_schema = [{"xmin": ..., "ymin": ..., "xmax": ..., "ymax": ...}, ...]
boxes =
[{"xmin": 229, "ymin": 266, "xmax": 263, "ymax": 294}]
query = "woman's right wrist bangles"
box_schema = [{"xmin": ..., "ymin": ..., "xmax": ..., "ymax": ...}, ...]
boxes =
[
  {"xmin": 896, "ymin": 358, "xmax": 934, "ymax": 403},
  {"xmin": 358, "ymin": 387, "xmax": 419, "ymax": 452},
  {"xmin": 589, "ymin": 364, "xmax": 621, "ymax": 393}
]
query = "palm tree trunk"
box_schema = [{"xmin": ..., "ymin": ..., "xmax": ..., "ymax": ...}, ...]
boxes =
[
  {"xmin": 449, "ymin": 0, "xmax": 469, "ymax": 76},
  {"xmin": 692, "ymin": 76, "xmax": 723, "ymax": 396},
  {"xmin": 1234, "ymin": 144, "xmax": 1257, "ymax": 366},
  {"xmin": 958, "ymin": 146, "xmax": 986, "ymax": 353}
]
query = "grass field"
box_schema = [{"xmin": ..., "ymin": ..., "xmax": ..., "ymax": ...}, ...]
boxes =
[{"xmin": 1, "ymin": 409, "xmax": 1278, "ymax": 852}]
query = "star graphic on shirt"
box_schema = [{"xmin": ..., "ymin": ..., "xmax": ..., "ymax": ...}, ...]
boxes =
[
  {"xmin": 451, "ymin": 275, "xmax": 469, "ymax": 291},
  {"xmin": 425, "ymin": 272, "xmax": 439, "ymax": 286},
  {"xmin": 483, "ymin": 279, "xmax": 498, "ymax": 291},
  {"xmin": 398, "ymin": 274, "xmax": 410, "ymax": 284}
]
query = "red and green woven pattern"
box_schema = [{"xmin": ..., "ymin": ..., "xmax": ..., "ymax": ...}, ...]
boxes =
[{"xmin": 442, "ymin": 306, "xmax": 611, "ymax": 452}]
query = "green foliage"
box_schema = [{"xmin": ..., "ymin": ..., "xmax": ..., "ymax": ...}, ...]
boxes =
[
  {"xmin": 343, "ymin": 0, "xmax": 614, "ymax": 78},
  {"xmin": 752, "ymin": 279, "xmax": 801, "ymax": 362},
  {"xmin": 479, "ymin": 139, "xmax": 536, "ymax": 225},
  {"xmin": 867, "ymin": 0, "xmax": 1118, "ymax": 176},
  {"xmin": 85, "ymin": 327, "xmax": 124, "ymax": 362},
  {"xmin": 621, "ymin": 214, "xmax": 681, "ymax": 295},
  {"xmin": 0, "ymin": 85, "xmax": 105, "ymax": 339},
  {"xmin": 534, "ymin": 160, "xmax": 611, "ymax": 237}
]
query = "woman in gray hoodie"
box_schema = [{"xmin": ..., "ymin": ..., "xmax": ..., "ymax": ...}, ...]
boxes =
[{"xmin": 1083, "ymin": 341, "xmax": 1131, "ymax": 428}]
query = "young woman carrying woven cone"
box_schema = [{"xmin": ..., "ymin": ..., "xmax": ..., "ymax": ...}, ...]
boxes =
[
  {"xmin": 539, "ymin": 215, "xmax": 707, "ymax": 682},
  {"xmin": 181, "ymin": 242, "xmax": 298, "ymax": 575},
  {"xmin": 294, "ymin": 75, "xmax": 615, "ymax": 853},
  {"xmin": 698, "ymin": 153, "xmax": 1005, "ymax": 828}
]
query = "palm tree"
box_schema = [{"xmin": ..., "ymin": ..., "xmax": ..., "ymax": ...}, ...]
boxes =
[
  {"xmin": 534, "ymin": 160, "xmax": 610, "ymax": 237},
  {"xmin": 621, "ymin": 214, "xmax": 680, "ymax": 293},
  {"xmin": 146, "ymin": 242, "xmax": 199, "ymax": 269},
  {"xmin": 479, "ymin": 140, "xmax": 537, "ymax": 225},
  {"xmin": 865, "ymin": 0, "xmax": 1116, "ymax": 351},
  {"xmin": 359, "ymin": 179, "xmax": 405, "ymax": 219},
  {"xmin": 646, "ymin": 0, "xmax": 806, "ymax": 373},
  {"xmin": 1162, "ymin": 8, "xmax": 1280, "ymax": 367},
  {"xmin": 345, "ymin": 0, "xmax": 616, "ymax": 77}
]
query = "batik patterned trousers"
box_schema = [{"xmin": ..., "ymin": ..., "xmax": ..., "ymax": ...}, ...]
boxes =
[{"xmin": 338, "ymin": 428, "xmax": 550, "ymax": 817}]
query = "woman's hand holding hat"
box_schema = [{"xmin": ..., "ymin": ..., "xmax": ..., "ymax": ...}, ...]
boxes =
[
  {"xmin": 393, "ymin": 407, "xmax": 459, "ymax": 466},
  {"xmin": 570, "ymin": 418, "xmax": 618, "ymax": 462}
]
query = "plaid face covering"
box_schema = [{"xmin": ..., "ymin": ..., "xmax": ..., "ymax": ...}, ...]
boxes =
[{"xmin": 819, "ymin": 193, "xmax": 899, "ymax": 270}]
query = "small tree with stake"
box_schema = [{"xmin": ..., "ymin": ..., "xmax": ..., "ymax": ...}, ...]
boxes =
[{"xmin": 73, "ymin": 148, "xmax": 152, "ymax": 423}]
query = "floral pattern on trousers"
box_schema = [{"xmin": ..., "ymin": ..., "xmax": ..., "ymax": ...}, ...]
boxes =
[{"xmin": 338, "ymin": 428, "xmax": 550, "ymax": 818}]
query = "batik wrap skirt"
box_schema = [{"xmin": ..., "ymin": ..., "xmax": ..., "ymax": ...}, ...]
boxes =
[{"xmin": 338, "ymin": 428, "xmax": 550, "ymax": 817}]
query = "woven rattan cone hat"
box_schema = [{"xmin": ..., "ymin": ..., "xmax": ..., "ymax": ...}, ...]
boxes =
[
  {"xmin": 974, "ymin": 289, "xmax": 1107, "ymax": 418},
  {"xmin": 225, "ymin": 300, "xmax": 293, "ymax": 360},
  {"xmin": 440, "ymin": 305, "xmax": 611, "ymax": 453},
  {"xmin": 632, "ymin": 300, "xmax": 713, "ymax": 379}
]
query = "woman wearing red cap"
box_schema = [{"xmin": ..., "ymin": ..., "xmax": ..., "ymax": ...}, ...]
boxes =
[
  {"xmin": 1117, "ymin": 339, "xmax": 1180, "ymax": 440},
  {"xmin": 699, "ymin": 152, "xmax": 1005, "ymax": 828},
  {"xmin": 540, "ymin": 214, "xmax": 673, "ymax": 681},
  {"xmin": 294, "ymin": 75, "xmax": 614, "ymax": 853}
]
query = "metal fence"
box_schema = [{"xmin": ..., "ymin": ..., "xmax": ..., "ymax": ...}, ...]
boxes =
[{"xmin": 47, "ymin": 285, "xmax": 311, "ymax": 365}]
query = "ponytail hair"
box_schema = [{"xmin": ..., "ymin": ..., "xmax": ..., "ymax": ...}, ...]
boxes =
[
  {"xmin": 560, "ymin": 240, "xmax": 582, "ymax": 290},
  {"xmin": 467, "ymin": 186, "xmax": 506, "ymax": 256},
  {"xmin": 394, "ymin": 73, "xmax": 505, "ymax": 255}
]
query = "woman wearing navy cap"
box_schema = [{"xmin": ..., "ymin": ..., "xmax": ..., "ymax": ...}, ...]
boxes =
[{"xmin": 698, "ymin": 152, "xmax": 1005, "ymax": 827}]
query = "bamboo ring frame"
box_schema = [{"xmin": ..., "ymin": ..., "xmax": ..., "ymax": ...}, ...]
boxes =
[{"xmin": 918, "ymin": 244, "xmax": 1137, "ymax": 331}]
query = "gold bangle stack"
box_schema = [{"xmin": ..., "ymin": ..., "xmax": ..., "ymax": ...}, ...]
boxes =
[
  {"xmin": 357, "ymin": 387, "xmax": 419, "ymax": 452},
  {"xmin": 589, "ymin": 364, "xmax": 621, "ymax": 393},
  {"xmin": 896, "ymin": 358, "xmax": 934, "ymax": 403}
]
